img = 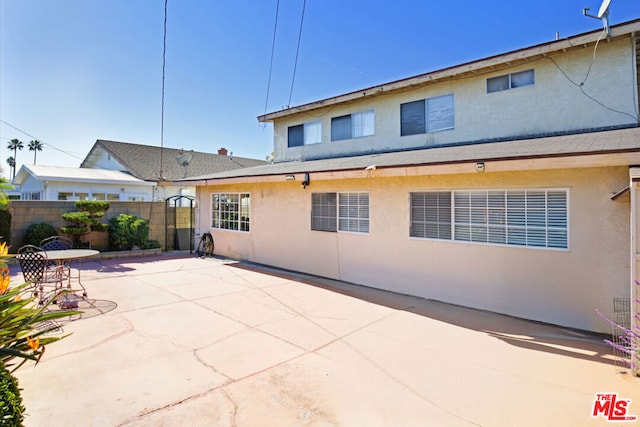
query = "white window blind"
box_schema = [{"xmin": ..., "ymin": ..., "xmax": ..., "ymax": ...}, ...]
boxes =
[
  {"xmin": 303, "ymin": 121, "xmax": 322, "ymax": 145},
  {"xmin": 311, "ymin": 193, "xmax": 337, "ymax": 232},
  {"xmin": 351, "ymin": 110, "xmax": 374, "ymax": 138},
  {"xmin": 426, "ymin": 94, "xmax": 454, "ymax": 132},
  {"xmin": 339, "ymin": 193, "xmax": 370, "ymax": 233},
  {"xmin": 410, "ymin": 189, "xmax": 568, "ymax": 249},
  {"xmin": 312, "ymin": 192, "xmax": 369, "ymax": 234},
  {"xmin": 410, "ymin": 192, "xmax": 451, "ymax": 239}
]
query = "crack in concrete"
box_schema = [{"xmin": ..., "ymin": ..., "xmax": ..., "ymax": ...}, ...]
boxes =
[
  {"xmin": 221, "ymin": 389, "xmax": 238, "ymax": 427},
  {"xmin": 45, "ymin": 314, "xmax": 134, "ymax": 361}
]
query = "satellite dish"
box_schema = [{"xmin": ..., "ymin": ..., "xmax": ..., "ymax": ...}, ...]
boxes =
[
  {"xmin": 176, "ymin": 152, "xmax": 193, "ymax": 167},
  {"xmin": 175, "ymin": 151, "xmax": 193, "ymax": 177},
  {"xmin": 597, "ymin": 0, "xmax": 611, "ymax": 18},
  {"xmin": 583, "ymin": 0, "xmax": 611, "ymax": 37}
]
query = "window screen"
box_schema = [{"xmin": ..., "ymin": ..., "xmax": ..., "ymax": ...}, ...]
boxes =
[
  {"xmin": 510, "ymin": 69, "xmax": 534, "ymax": 88},
  {"xmin": 331, "ymin": 110, "xmax": 374, "ymax": 141},
  {"xmin": 312, "ymin": 192, "xmax": 369, "ymax": 233},
  {"xmin": 401, "ymin": 95, "xmax": 454, "ymax": 136},
  {"xmin": 311, "ymin": 193, "xmax": 337, "ymax": 232},
  {"xmin": 339, "ymin": 193, "xmax": 369, "ymax": 233},
  {"xmin": 487, "ymin": 69, "xmax": 535, "ymax": 93},
  {"xmin": 410, "ymin": 192, "xmax": 452, "ymax": 239},
  {"xmin": 401, "ymin": 100, "xmax": 426, "ymax": 136},
  {"xmin": 426, "ymin": 94, "xmax": 454, "ymax": 132},
  {"xmin": 331, "ymin": 115, "xmax": 351, "ymax": 141},
  {"xmin": 288, "ymin": 125, "xmax": 304, "ymax": 147},
  {"xmin": 289, "ymin": 121, "xmax": 322, "ymax": 147}
]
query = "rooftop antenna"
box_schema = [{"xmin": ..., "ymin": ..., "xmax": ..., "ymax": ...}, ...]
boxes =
[
  {"xmin": 175, "ymin": 150, "xmax": 193, "ymax": 178},
  {"xmin": 583, "ymin": 0, "xmax": 611, "ymax": 37}
]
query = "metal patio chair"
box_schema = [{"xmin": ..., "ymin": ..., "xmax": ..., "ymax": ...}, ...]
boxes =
[
  {"xmin": 40, "ymin": 236, "xmax": 73, "ymax": 251},
  {"xmin": 40, "ymin": 236, "xmax": 74, "ymax": 284},
  {"xmin": 17, "ymin": 245, "xmax": 65, "ymax": 305}
]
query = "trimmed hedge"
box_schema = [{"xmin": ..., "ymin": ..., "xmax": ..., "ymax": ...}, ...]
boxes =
[
  {"xmin": 22, "ymin": 223, "xmax": 57, "ymax": 247},
  {"xmin": 0, "ymin": 210, "xmax": 10, "ymax": 247},
  {"xmin": 0, "ymin": 362, "xmax": 25, "ymax": 426}
]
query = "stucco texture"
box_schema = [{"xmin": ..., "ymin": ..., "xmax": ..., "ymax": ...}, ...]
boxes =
[{"xmin": 198, "ymin": 165, "xmax": 630, "ymax": 333}]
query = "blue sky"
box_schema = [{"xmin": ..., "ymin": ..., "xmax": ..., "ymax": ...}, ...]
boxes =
[{"xmin": 0, "ymin": 0, "xmax": 638, "ymax": 179}]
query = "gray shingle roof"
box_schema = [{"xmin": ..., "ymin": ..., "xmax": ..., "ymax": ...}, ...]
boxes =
[
  {"xmin": 180, "ymin": 126, "xmax": 640, "ymax": 182},
  {"xmin": 81, "ymin": 140, "xmax": 268, "ymax": 181}
]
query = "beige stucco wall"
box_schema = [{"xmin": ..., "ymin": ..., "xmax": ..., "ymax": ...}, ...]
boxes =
[
  {"xmin": 273, "ymin": 37, "xmax": 637, "ymax": 162},
  {"xmin": 197, "ymin": 165, "xmax": 630, "ymax": 333}
]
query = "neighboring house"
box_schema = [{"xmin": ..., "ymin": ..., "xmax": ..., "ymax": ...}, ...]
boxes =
[
  {"xmin": 185, "ymin": 19, "xmax": 640, "ymax": 333},
  {"xmin": 13, "ymin": 164, "xmax": 156, "ymax": 201},
  {"xmin": 80, "ymin": 140, "xmax": 268, "ymax": 202}
]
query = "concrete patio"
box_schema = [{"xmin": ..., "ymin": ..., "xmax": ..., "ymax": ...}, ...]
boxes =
[{"xmin": 9, "ymin": 253, "xmax": 640, "ymax": 426}]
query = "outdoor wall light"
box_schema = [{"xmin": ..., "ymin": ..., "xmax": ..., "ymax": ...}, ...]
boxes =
[
  {"xmin": 476, "ymin": 162, "xmax": 485, "ymax": 172},
  {"xmin": 285, "ymin": 175, "xmax": 295, "ymax": 181},
  {"xmin": 301, "ymin": 173, "xmax": 310, "ymax": 189}
]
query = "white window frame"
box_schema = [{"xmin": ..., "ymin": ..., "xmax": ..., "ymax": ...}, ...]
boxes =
[
  {"xmin": 410, "ymin": 188, "xmax": 568, "ymax": 250},
  {"xmin": 211, "ymin": 193, "xmax": 250, "ymax": 232}
]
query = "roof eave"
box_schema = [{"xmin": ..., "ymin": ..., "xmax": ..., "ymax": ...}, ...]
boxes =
[{"xmin": 258, "ymin": 19, "xmax": 640, "ymax": 123}]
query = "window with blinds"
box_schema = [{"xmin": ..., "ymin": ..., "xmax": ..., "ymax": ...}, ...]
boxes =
[
  {"xmin": 312, "ymin": 192, "xmax": 369, "ymax": 234},
  {"xmin": 311, "ymin": 193, "xmax": 337, "ymax": 232},
  {"xmin": 410, "ymin": 192, "xmax": 451, "ymax": 239},
  {"xmin": 410, "ymin": 189, "xmax": 568, "ymax": 249},
  {"xmin": 331, "ymin": 110, "xmax": 375, "ymax": 141},
  {"xmin": 401, "ymin": 94, "xmax": 454, "ymax": 136},
  {"xmin": 288, "ymin": 120, "xmax": 322, "ymax": 147},
  {"xmin": 338, "ymin": 193, "xmax": 369, "ymax": 233}
]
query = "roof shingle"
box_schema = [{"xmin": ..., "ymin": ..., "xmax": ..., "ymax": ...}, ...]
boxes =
[{"xmin": 81, "ymin": 140, "xmax": 268, "ymax": 181}]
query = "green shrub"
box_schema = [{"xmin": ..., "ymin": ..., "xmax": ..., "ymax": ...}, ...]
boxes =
[
  {"xmin": 73, "ymin": 200, "xmax": 109, "ymax": 215},
  {"xmin": 60, "ymin": 201, "xmax": 110, "ymax": 249},
  {"xmin": 0, "ymin": 210, "xmax": 10, "ymax": 248},
  {"xmin": 144, "ymin": 239, "xmax": 161, "ymax": 249},
  {"xmin": 108, "ymin": 214, "xmax": 150, "ymax": 250},
  {"xmin": 22, "ymin": 223, "xmax": 57, "ymax": 247},
  {"xmin": 0, "ymin": 362, "xmax": 25, "ymax": 426}
]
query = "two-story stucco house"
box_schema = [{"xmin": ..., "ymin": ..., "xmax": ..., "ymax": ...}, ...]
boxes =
[{"xmin": 185, "ymin": 19, "xmax": 640, "ymax": 333}]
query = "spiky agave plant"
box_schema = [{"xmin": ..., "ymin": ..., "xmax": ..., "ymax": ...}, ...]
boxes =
[{"xmin": 0, "ymin": 242, "xmax": 80, "ymax": 372}]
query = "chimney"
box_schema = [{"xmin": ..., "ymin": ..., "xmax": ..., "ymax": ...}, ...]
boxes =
[{"xmin": 218, "ymin": 147, "xmax": 228, "ymax": 156}]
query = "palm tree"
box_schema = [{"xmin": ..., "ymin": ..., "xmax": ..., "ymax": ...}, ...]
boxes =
[
  {"xmin": 6, "ymin": 157, "xmax": 15, "ymax": 181},
  {"xmin": 7, "ymin": 139, "xmax": 23, "ymax": 180},
  {"xmin": 28, "ymin": 140, "xmax": 43, "ymax": 164}
]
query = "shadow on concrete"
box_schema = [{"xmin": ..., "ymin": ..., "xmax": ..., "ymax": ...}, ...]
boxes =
[{"xmin": 229, "ymin": 261, "xmax": 621, "ymax": 369}]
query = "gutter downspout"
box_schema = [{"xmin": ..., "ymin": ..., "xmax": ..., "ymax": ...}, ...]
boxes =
[{"xmin": 630, "ymin": 167, "xmax": 640, "ymax": 376}]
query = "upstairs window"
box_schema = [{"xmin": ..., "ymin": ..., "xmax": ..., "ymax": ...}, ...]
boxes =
[
  {"xmin": 331, "ymin": 110, "xmax": 375, "ymax": 141},
  {"xmin": 487, "ymin": 69, "xmax": 534, "ymax": 93},
  {"xmin": 401, "ymin": 94, "xmax": 454, "ymax": 136},
  {"xmin": 288, "ymin": 121, "xmax": 322, "ymax": 147}
]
